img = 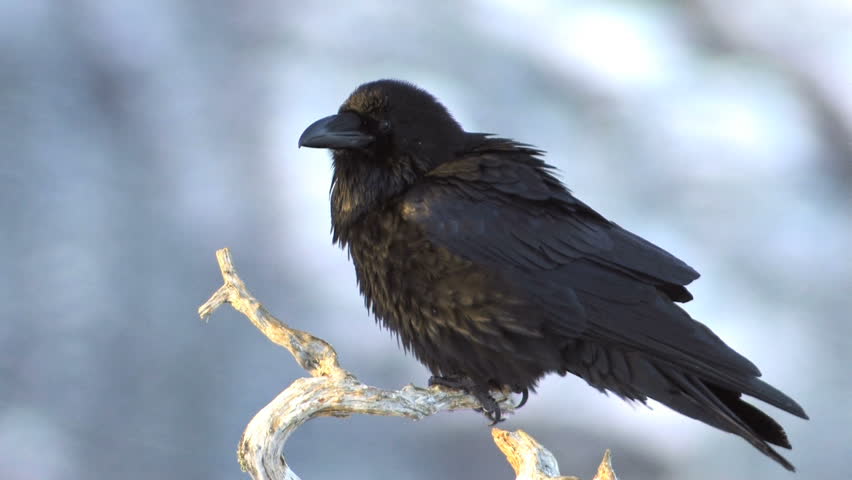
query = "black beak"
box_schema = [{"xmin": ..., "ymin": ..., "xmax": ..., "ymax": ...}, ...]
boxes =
[{"xmin": 298, "ymin": 112, "xmax": 374, "ymax": 149}]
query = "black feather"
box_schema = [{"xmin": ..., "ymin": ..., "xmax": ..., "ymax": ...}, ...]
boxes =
[{"xmin": 299, "ymin": 79, "xmax": 808, "ymax": 471}]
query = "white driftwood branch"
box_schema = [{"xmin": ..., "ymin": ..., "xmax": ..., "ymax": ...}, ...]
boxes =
[
  {"xmin": 198, "ymin": 247, "xmax": 617, "ymax": 480},
  {"xmin": 492, "ymin": 429, "xmax": 616, "ymax": 480}
]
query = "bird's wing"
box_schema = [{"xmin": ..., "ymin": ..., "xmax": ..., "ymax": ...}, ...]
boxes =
[
  {"xmin": 411, "ymin": 147, "xmax": 700, "ymax": 297},
  {"xmin": 401, "ymin": 149, "xmax": 760, "ymax": 378}
]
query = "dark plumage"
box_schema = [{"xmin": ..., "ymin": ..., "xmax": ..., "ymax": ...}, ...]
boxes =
[{"xmin": 298, "ymin": 79, "xmax": 808, "ymax": 470}]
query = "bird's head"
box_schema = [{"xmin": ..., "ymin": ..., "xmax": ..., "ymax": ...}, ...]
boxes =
[
  {"xmin": 299, "ymin": 80, "xmax": 468, "ymax": 239},
  {"xmin": 299, "ymin": 79, "xmax": 466, "ymax": 169}
]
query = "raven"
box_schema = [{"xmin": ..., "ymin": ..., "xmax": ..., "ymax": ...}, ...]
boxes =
[{"xmin": 299, "ymin": 79, "xmax": 808, "ymax": 470}]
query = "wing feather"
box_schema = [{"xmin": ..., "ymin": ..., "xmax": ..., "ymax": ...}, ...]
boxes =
[{"xmin": 402, "ymin": 149, "xmax": 760, "ymax": 379}]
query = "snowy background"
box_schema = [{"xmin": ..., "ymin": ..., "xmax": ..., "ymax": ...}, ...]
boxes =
[{"xmin": 1, "ymin": 1, "xmax": 849, "ymax": 479}]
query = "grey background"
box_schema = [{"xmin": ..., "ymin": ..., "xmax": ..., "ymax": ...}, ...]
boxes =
[{"xmin": 1, "ymin": 1, "xmax": 849, "ymax": 479}]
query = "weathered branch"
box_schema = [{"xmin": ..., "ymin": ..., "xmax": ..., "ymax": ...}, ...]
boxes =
[{"xmin": 198, "ymin": 248, "xmax": 617, "ymax": 480}]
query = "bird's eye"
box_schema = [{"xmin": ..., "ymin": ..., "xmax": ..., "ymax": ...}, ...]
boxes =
[{"xmin": 378, "ymin": 119, "xmax": 391, "ymax": 133}]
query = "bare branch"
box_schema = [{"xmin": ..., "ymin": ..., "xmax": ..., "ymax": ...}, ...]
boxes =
[
  {"xmin": 198, "ymin": 248, "xmax": 341, "ymax": 377},
  {"xmin": 492, "ymin": 428, "xmax": 576, "ymax": 480},
  {"xmin": 492, "ymin": 429, "xmax": 616, "ymax": 480},
  {"xmin": 592, "ymin": 450, "xmax": 617, "ymax": 480},
  {"xmin": 199, "ymin": 248, "xmax": 616, "ymax": 480}
]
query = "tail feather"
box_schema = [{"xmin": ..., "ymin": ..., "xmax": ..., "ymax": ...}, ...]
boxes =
[
  {"xmin": 708, "ymin": 384, "xmax": 791, "ymax": 448},
  {"xmin": 654, "ymin": 365, "xmax": 798, "ymax": 471},
  {"xmin": 566, "ymin": 344, "xmax": 806, "ymax": 471},
  {"xmin": 737, "ymin": 376, "xmax": 809, "ymax": 420}
]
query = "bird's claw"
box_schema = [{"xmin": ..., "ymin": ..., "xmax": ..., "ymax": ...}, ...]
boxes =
[
  {"xmin": 428, "ymin": 375, "xmax": 504, "ymax": 424},
  {"xmin": 516, "ymin": 388, "xmax": 529, "ymax": 409}
]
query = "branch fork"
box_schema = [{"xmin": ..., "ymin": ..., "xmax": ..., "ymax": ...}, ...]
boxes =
[{"xmin": 199, "ymin": 248, "xmax": 616, "ymax": 480}]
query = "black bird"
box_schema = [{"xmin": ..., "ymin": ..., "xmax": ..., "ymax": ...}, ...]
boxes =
[{"xmin": 299, "ymin": 79, "xmax": 808, "ymax": 470}]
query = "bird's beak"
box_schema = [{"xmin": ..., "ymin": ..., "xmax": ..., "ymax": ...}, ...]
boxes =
[{"xmin": 298, "ymin": 112, "xmax": 374, "ymax": 149}]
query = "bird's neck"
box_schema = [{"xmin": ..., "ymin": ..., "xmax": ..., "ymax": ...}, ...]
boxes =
[{"xmin": 329, "ymin": 154, "xmax": 416, "ymax": 246}]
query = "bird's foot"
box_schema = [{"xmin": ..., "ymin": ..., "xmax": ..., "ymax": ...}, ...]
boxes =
[{"xmin": 429, "ymin": 375, "xmax": 503, "ymax": 424}]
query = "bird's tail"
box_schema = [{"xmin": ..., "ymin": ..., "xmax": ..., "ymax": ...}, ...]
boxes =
[{"xmin": 647, "ymin": 364, "xmax": 807, "ymax": 471}]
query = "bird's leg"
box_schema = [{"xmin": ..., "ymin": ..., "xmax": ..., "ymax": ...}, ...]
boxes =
[{"xmin": 428, "ymin": 375, "xmax": 503, "ymax": 424}]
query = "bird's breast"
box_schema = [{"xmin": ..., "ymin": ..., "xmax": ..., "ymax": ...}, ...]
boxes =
[
  {"xmin": 343, "ymin": 207, "xmax": 558, "ymax": 386},
  {"xmin": 345, "ymin": 208, "xmax": 483, "ymax": 344},
  {"xmin": 347, "ymin": 211, "xmax": 440, "ymax": 327}
]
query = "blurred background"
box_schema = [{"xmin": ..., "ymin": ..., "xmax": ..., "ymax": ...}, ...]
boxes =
[{"xmin": 1, "ymin": 1, "xmax": 850, "ymax": 479}]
